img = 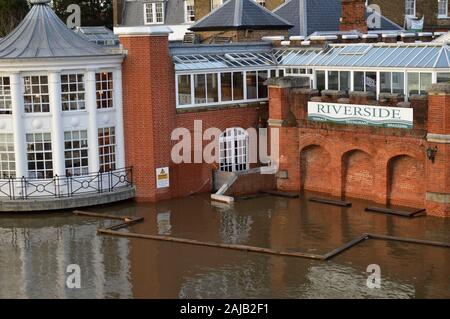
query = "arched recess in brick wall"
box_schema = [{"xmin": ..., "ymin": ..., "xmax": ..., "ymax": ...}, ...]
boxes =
[
  {"xmin": 300, "ymin": 145, "xmax": 332, "ymax": 193},
  {"xmin": 341, "ymin": 149, "xmax": 375, "ymax": 200},
  {"xmin": 387, "ymin": 155, "xmax": 425, "ymax": 208}
]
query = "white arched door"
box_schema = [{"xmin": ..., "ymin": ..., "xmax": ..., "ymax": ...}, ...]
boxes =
[{"xmin": 219, "ymin": 127, "xmax": 249, "ymax": 172}]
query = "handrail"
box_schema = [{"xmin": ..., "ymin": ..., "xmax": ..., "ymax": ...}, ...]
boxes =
[{"xmin": 0, "ymin": 167, "xmax": 133, "ymax": 200}]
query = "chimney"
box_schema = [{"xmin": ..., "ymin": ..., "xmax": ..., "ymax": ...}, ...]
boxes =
[
  {"xmin": 340, "ymin": 0, "xmax": 368, "ymax": 33},
  {"xmin": 113, "ymin": 0, "xmax": 124, "ymax": 26}
]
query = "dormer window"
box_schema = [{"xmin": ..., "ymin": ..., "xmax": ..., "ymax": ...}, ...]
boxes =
[
  {"xmin": 438, "ymin": 0, "xmax": 448, "ymax": 18},
  {"xmin": 405, "ymin": 0, "xmax": 416, "ymax": 17},
  {"xmin": 144, "ymin": 2, "xmax": 165, "ymax": 25}
]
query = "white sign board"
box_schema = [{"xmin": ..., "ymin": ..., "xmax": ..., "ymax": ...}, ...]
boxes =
[
  {"xmin": 156, "ymin": 167, "xmax": 170, "ymax": 189},
  {"xmin": 308, "ymin": 102, "xmax": 413, "ymax": 129}
]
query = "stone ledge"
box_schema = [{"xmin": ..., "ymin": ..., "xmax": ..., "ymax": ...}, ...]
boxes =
[
  {"xmin": 427, "ymin": 133, "xmax": 450, "ymax": 144},
  {"xmin": 0, "ymin": 187, "xmax": 136, "ymax": 212},
  {"xmin": 426, "ymin": 192, "xmax": 450, "ymax": 204},
  {"xmin": 428, "ymin": 83, "xmax": 450, "ymax": 95}
]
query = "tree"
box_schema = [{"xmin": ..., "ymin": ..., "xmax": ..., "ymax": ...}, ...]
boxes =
[
  {"xmin": 52, "ymin": 0, "xmax": 113, "ymax": 29},
  {"xmin": 0, "ymin": 0, "xmax": 29, "ymax": 37}
]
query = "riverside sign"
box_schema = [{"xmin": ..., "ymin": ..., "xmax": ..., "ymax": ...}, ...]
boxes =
[{"xmin": 308, "ymin": 102, "xmax": 413, "ymax": 129}]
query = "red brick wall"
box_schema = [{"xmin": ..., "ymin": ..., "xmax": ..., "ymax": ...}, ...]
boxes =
[
  {"xmin": 120, "ymin": 34, "xmax": 176, "ymax": 202},
  {"xmin": 299, "ymin": 145, "xmax": 332, "ymax": 194},
  {"xmin": 340, "ymin": 0, "xmax": 368, "ymax": 33},
  {"xmin": 342, "ymin": 150, "xmax": 375, "ymax": 200}
]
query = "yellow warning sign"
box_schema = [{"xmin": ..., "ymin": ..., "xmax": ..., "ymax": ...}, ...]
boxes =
[{"xmin": 156, "ymin": 167, "xmax": 169, "ymax": 188}]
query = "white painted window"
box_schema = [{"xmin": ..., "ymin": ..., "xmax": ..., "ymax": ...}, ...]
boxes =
[
  {"xmin": 23, "ymin": 75, "xmax": 50, "ymax": 113},
  {"xmin": 0, "ymin": 77, "xmax": 12, "ymax": 114},
  {"xmin": 327, "ymin": 71, "xmax": 350, "ymax": 92},
  {"xmin": 380, "ymin": 72, "xmax": 405, "ymax": 94},
  {"xmin": 184, "ymin": 0, "xmax": 195, "ymax": 23},
  {"xmin": 219, "ymin": 128, "xmax": 249, "ymax": 172},
  {"xmin": 98, "ymin": 127, "xmax": 116, "ymax": 172},
  {"xmin": 194, "ymin": 73, "xmax": 218, "ymax": 104},
  {"xmin": 26, "ymin": 132, "xmax": 53, "ymax": 179},
  {"xmin": 0, "ymin": 133, "xmax": 15, "ymax": 178},
  {"xmin": 407, "ymin": 72, "xmax": 432, "ymax": 96},
  {"xmin": 438, "ymin": 0, "xmax": 448, "ymax": 18},
  {"xmin": 246, "ymin": 70, "xmax": 268, "ymax": 99},
  {"xmin": 405, "ymin": 0, "xmax": 416, "ymax": 17},
  {"xmin": 64, "ymin": 130, "xmax": 89, "ymax": 176},
  {"xmin": 61, "ymin": 74, "xmax": 85, "ymax": 111},
  {"xmin": 96, "ymin": 72, "xmax": 113, "ymax": 109},
  {"xmin": 144, "ymin": 2, "xmax": 165, "ymax": 24}
]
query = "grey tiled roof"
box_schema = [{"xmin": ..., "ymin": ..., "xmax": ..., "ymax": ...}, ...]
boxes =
[
  {"xmin": 0, "ymin": 2, "xmax": 110, "ymax": 59},
  {"xmin": 190, "ymin": 0, "xmax": 293, "ymax": 31},
  {"xmin": 122, "ymin": 0, "xmax": 186, "ymax": 26},
  {"xmin": 274, "ymin": 0, "xmax": 402, "ymax": 37}
]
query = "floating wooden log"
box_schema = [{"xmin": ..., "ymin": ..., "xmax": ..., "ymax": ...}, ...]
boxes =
[
  {"xmin": 211, "ymin": 194, "xmax": 234, "ymax": 204},
  {"xmin": 368, "ymin": 233, "xmax": 450, "ymax": 248},
  {"xmin": 261, "ymin": 190, "xmax": 299, "ymax": 198},
  {"xmin": 309, "ymin": 197, "xmax": 352, "ymax": 207},
  {"xmin": 98, "ymin": 228, "xmax": 326, "ymax": 260},
  {"xmin": 323, "ymin": 234, "xmax": 370, "ymax": 260},
  {"xmin": 365, "ymin": 207, "xmax": 425, "ymax": 218},
  {"xmin": 237, "ymin": 193, "xmax": 270, "ymax": 200},
  {"xmin": 73, "ymin": 210, "xmax": 132, "ymax": 221}
]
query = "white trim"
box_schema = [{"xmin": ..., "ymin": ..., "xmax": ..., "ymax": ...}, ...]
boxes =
[{"xmin": 143, "ymin": 2, "xmax": 165, "ymax": 25}]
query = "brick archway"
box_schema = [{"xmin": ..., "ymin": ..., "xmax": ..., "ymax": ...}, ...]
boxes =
[
  {"xmin": 300, "ymin": 144, "xmax": 332, "ymax": 193},
  {"xmin": 341, "ymin": 149, "xmax": 375, "ymax": 200},
  {"xmin": 387, "ymin": 155, "xmax": 426, "ymax": 208}
]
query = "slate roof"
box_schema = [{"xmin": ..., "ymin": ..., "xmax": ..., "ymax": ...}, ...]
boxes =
[
  {"xmin": 274, "ymin": 0, "xmax": 402, "ymax": 37},
  {"xmin": 189, "ymin": 0, "xmax": 293, "ymax": 31},
  {"xmin": 0, "ymin": 0, "xmax": 111, "ymax": 59}
]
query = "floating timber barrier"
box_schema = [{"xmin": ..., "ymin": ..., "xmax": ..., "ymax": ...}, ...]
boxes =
[
  {"xmin": 309, "ymin": 197, "xmax": 352, "ymax": 207},
  {"xmin": 365, "ymin": 207, "xmax": 426, "ymax": 218},
  {"xmin": 211, "ymin": 194, "xmax": 234, "ymax": 204},
  {"xmin": 74, "ymin": 211, "xmax": 450, "ymax": 261},
  {"xmin": 260, "ymin": 190, "xmax": 300, "ymax": 198}
]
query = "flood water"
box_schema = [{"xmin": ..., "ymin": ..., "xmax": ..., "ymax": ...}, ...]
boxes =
[{"xmin": 0, "ymin": 192, "xmax": 449, "ymax": 299}]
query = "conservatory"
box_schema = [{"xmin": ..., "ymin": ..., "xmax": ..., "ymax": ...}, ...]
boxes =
[
  {"xmin": 172, "ymin": 42, "xmax": 450, "ymax": 108},
  {"xmin": 0, "ymin": 0, "xmax": 132, "ymax": 210}
]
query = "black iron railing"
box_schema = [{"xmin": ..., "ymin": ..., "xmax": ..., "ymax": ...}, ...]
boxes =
[{"xmin": 0, "ymin": 167, "xmax": 133, "ymax": 200}]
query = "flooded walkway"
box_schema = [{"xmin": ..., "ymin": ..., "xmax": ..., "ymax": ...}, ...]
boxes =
[{"xmin": 0, "ymin": 192, "xmax": 449, "ymax": 298}]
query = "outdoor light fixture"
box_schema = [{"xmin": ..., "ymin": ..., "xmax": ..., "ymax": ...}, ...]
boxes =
[{"xmin": 427, "ymin": 146, "xmax": 438, "ymax": 163}]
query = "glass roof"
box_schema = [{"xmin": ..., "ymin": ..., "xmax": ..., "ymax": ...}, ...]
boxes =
[
  {"xmin": 172, "ymin": 43, "xmax": 450, "ymax": 72},
  {"xmin": 173, "ymin": 51, "xmax": 276, "ymax": 71}
]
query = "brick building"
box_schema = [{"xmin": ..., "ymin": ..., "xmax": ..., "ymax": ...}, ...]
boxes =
[{"xmin": 368, "ymin": 0, "xmax": 450, "ymax": 32}]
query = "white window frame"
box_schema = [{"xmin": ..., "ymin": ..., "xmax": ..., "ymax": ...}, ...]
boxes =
[
  {"xmin": 64, "ymin": 130, "xmax": 89, "ymax": 177},
  {"xmin": 0, "ymin": 76, "xmax": 12, "ymax": 114},
  {"xmin": 61, "ymin": 73, "xmax": 86, "ymax": 112},
  {"xmin": 98, "ymin": 127, "xmax": 116, "ymax": 173},
  {"xmin": 23, "ymin": 75, "xmax": 50, "ymax": 113},
  {"xmin": 219, "ymin": 127, "xmax": 249, "ymax": 173},
  {"xmin": 0, "ymin": 133, "xmax": 15, "ymax": 178},
  {"xmin": 438, "ymin": 0, "xmax": 448, "ymax": 18},
  {"xmin": 184, "ymin": 0, "xmax": 195, "ymax": 23},
  {"xmin": 144, "ymin": 2, "xmax": 165, "ymax": 25},
  {"xmin": 405, "ymin": 0, "xmax": 416, "ymax": 17},
  {"xmin": 26, "ymin": 132, "xmax": 53, "ymax": 179},
  {"xmin": 211, "ymin": 0, "xmax": 223, "ymax": 11},
  {"xmin": 96, "ymin": 72, "xmax": 114, "ymax": 109}
]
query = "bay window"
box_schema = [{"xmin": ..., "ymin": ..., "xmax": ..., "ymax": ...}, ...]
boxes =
[
  {"xmin": 194, "ymin": 73, "xmax": 218, "ymax": 104},
  {"xmin": 23, "ymin": 75, "xmax": 49, "ymax": 113},
  {"xmin": 61, "ymin": 74, "xmax": 85, "ymax": 111},
  {"xmin": 0, "ymin": 133, "xmax": 15, "ymax": 178},
  {"xmin": 98, "ymin": 127, "xmax": 116, "ymax": 173},
  {"xmin": 64, "ymin": 130, "xmax": 89, "ymax": 176},
  {"xmin": 221, "ymin": 72, "xmax": 244, "ymax": 101},
  {"xmin": 96, "ymin": 72, "xmax": 113, "ymax": 109},
  {"xmin": 26, "ymin": 132, "xmax": 53, "ymax": 179}
]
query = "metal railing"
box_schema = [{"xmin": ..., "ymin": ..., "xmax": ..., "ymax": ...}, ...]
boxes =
[{"xmin": 0, "ymin": 167, "xmax": 133, "ymax": 200}]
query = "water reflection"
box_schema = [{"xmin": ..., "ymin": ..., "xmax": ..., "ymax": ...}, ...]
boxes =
[{"xmin": 0, "ymin": 192, "xmax": 449, "ymax": 298}]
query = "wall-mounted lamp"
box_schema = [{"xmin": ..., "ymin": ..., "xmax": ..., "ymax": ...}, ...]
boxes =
[{"xmin": 427, "ymin": 146, "xmax": 438, "ymax": 163}]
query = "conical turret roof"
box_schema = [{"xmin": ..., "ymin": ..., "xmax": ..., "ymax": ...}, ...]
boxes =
[{"xmin": 0, "ymin": 0, "xmax": 111, "ymax": 59}]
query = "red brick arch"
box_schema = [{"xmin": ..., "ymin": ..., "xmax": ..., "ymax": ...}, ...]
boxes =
[
  {"xmin": 300, "ymin": 144, "xmax": 332, "ymax": 193},
  {"xmin": 341, "ymin": 149, "xmax": 376, "ymax": 200}
]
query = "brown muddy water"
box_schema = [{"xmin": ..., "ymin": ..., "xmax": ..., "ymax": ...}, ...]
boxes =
[{"xmin": 0, "ymin": 192, "xmax": 449, "ymax": 299}]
